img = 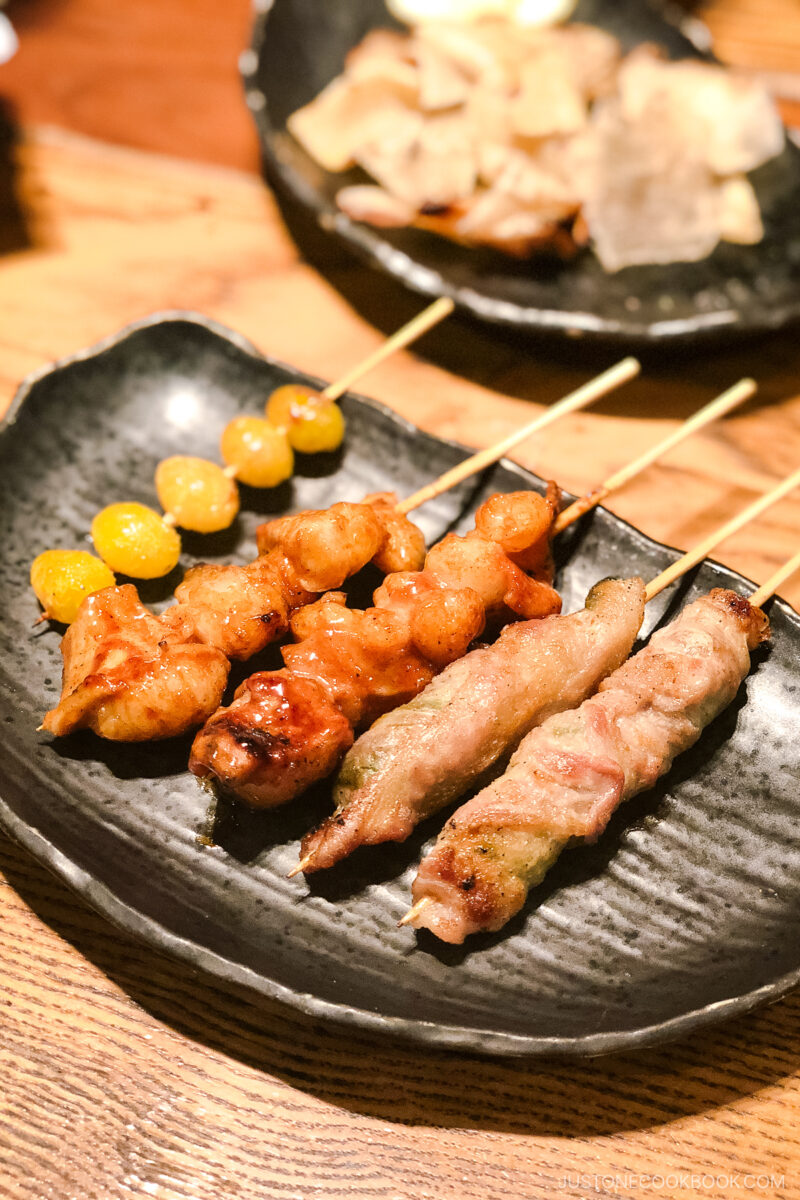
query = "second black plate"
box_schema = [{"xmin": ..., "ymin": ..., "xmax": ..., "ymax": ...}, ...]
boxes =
[{"xmin": 243, "ymin": 0, "xmax": 800, "ymax": 346}]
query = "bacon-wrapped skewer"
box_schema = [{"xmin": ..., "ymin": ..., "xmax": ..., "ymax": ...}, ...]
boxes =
[
  {"xmin": 404, "ymin": 472, "xmax": 800, "ymax": 943},
  {"xmin": 189, "ymin": 488, "xmax": 562, "ymax": 805},
  {"xmin": 409, "ymin": 587, "xmax": 769, "ymax": 943},
  {"xmin": 293, "ymin": 379, "xmax": 758, "ymax": 874}
]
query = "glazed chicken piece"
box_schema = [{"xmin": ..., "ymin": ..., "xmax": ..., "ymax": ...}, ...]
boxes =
[
  {"xmin": 363, "ymin": 491, "xmax": 428, "ymax": 574},
  {"xmin": 256, "ymin": 491, "xmax": 426, "ymax": 579},
  {"xmin": 41, "ymin": 585, "xmax": 231, "ymax": 741},
  {"xmin": 189, "ymin": 488, "xmax": 562, "ymax": 807},
  {"xmin": 161, "ymin": 553, "xmax": 312, "ymax": 662},
  {"xmin": 43, "ymin": 501, "xmax": 406, "ymax": 742},
  {"xmin": 301, "ymin": 575, "xmax": 646, "ymax": 872},
  {"xmin": 472, "ymin": 483, "xmax": 559, "ymax": 577},
  {"xmin": 409, "ymin": 589, "xmax": 769, "ymax": 943}
]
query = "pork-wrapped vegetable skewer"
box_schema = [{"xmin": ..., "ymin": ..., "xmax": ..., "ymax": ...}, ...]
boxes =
[
  {"xmin": 300, "ymin": 575, "xmax": 646, "ymax": 871},
  {"xmin": 404, "ymin": 469, "xmax": 800, "ymax": 942},
  {"xmin": 409, "ymin": 586, "xmax": 769, "ymax": 943}
]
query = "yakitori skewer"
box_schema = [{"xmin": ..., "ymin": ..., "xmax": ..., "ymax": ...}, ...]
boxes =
[
  {"xmin": 292, "ymin": 378, "xmax": 758, "ymax": 875},
  {"xmin": 190, "ymin": 487, "xmax": 565, "ymax": 802},
  {"xmin": 401, "ymin": 469, "xmax": 800, "ymax": 940},
  {"xmin": 191, "ymin": 375, "xmax": 758, "ymax": 820},
  {"xmin": 43, "ymin": 357, "xmax": 639, "ymax": 742}
]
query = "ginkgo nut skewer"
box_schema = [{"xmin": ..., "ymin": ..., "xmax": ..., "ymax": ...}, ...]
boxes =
[{"xmin": 262, "ymin": 297, "xmax": 456, "ymax": 453}]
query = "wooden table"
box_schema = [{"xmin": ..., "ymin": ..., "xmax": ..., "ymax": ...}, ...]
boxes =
[{"xmin": 1, "ymin": 3, "xmax": 799, "ymax": 1197}]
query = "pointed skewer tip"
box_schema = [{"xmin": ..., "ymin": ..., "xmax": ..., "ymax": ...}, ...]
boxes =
[
  {"xmin": 398, "ymin": 897, "xmax": 432, "ymax": 927},
  {"xmin": 286, "ymin": 854, "xmax": 314, "ymax": 879}
]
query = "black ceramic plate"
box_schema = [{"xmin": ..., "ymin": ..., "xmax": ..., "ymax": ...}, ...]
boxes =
[
  {"xmin": 242, "ymin": 0, "xmax": 800, "ymax": 346},
  {"xmin": 1, "ymin": 313, "xmax": 799, "ymax": 1058}
]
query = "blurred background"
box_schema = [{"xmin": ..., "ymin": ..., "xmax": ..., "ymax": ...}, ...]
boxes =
[{"xmin": 1, "ymin": 0, "xmax": 798, "ymax": 176}]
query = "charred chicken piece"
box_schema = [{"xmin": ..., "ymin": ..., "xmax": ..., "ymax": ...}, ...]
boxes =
[{"xmin": 41, "ymin": 585, "xmax": 231, "ymax": 742}]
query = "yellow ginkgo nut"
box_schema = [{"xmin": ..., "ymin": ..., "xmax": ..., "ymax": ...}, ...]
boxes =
[
  {"xmin": 30, "ymin": 550, "xmax": 116, "ymax": 624},
  {"xmin": 220, "ymin": 416, "xmax": 294, "ymax": 488},
  {"xmin": 91, "ymin": 502, "xmax": 182, "ymax": 579},
  {"xmin": 265, "ymin": 384, "xmax": 324, "ymax": 431},
  {"xmin": 288, "ymin": 399, "xmax": 346, "ymax": 454},
  {"xmin": 155, "ymin": 456, "xmax": 240, "ymax": 533}
]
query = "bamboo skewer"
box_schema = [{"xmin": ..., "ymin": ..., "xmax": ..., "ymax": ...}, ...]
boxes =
[
  {"xmin": 396, "ymin": 357, "xmax": 640, "ymax": 515},
  {"xmin": 323, "ymin": 296, "xmax": 455, "ymax": 403},
  {"xmin": 399, "ymin": 899, "xmax": 431, "ymax": 927},
  {"xmin": 400, "ymin": 471, "xmax": 800, "ymax": 928},
  {"xmin": 553, "ymin": 378, "xmax": 756, "ymax": 534},
  {"xmin": 645, "ymin": 465, "xmax": 800, "ymax": 602},
  {"xmin": 750, "ymin": 547, "xmax": 800, "ymax": 608}
]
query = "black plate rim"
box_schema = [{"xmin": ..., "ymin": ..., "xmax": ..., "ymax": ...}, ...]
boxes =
[
  {"xmin": 2, "ymin": 309, "xmax": 798, "ymax": 1059},
  {"xmin": 240, "ymin": 0, "xmax": 800, "ymax": 347}
]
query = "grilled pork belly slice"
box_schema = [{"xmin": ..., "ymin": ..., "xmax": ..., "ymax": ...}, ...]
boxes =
[
  {"xmin": 302, "ymin": 575, "xmax": 646, "ymax": 871},
  {"xmin": 410, "ymin": 588, "xmax": 769, "ymax": 943}
]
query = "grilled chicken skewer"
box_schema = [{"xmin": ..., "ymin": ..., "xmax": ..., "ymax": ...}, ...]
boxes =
[
  {"xmin": 293, "ymin": 379, "xmax": 757, "ymax": 874},
  {"xmin": 41, "ymin": 497, "xmax": 422, "ymax": 741},
  {"xmin": 404, "ymin": 471, "xmax": 800, "ymax": 942},
  {"xmin": 42, "ymin": 359, "xmax": 637, "ymax": 743}
]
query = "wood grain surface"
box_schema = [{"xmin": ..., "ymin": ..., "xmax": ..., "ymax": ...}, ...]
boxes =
[{"xmin": 1, "ymin": 3, "xmax": 800, "ymax": 1198}]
